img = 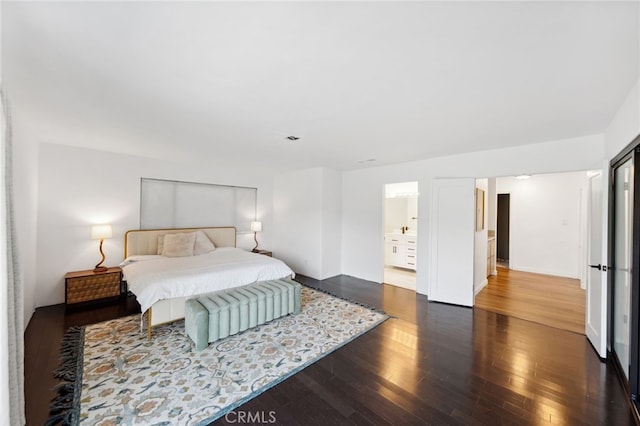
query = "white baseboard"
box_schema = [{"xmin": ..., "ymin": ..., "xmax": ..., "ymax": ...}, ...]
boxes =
[
  {"xmin": 509, "ymin": 265, "xmax": 578, "ymax": 280},
  {"xmin": 474, "ymin": 278, "xmax": 489, "ymax": 296}
]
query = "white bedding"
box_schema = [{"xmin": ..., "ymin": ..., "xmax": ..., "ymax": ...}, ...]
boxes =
[{"xmin": 122, "ymin": 247, "xmax": 295, "ymax": 313}]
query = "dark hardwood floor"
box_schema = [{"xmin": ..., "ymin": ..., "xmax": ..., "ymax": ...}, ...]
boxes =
[{"xmin": 26, "ymin": 275, "xmax": 635, "ymax": 425}]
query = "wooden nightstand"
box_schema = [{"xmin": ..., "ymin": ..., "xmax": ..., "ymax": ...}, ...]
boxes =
[
  {"xmin": 65, "ymin": 267, "xmax": 122, "ymax": 307},
  {"xmin": 253, "ymin": 250, "xmax": 272, "ymax": 257}
]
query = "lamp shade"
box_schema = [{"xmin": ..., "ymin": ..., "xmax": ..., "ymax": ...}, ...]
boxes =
[
  {"xmin": 91, "ymin": 224, "xmax": 113, "ymax": 240},
  {"xmin": 250, "ymin": 221, "xmax": 262, "ymax": 232}
]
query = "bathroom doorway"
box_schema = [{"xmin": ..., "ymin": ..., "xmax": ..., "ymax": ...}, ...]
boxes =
[{"xmin": 383, "ymin": 182, "xmax": 418, "ymax": 291}]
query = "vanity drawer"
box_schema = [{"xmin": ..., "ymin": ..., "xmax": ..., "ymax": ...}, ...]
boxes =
[{"xmin": 385, "ymin": 233, "xmax": 418, "ymax": 270}]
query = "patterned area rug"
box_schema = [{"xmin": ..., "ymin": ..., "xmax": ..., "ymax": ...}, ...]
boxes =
[{"xmin": 49, "ymin": 286, "xmax": 388, "ymax": 425}]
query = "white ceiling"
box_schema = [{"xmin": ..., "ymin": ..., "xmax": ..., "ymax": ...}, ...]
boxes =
[{"xmin": 3, "ymin": 1, "xmax": 638, "ymax": 171}]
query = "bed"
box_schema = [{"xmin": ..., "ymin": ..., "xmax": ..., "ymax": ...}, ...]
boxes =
[{"xmin": 122, "ymin": 226, "xmax": 295, "ymax": 338}]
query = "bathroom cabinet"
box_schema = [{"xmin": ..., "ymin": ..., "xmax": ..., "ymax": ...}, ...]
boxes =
[{"xmin": 385, "ymin": 233, "xmax": 417, "ymax": 270}]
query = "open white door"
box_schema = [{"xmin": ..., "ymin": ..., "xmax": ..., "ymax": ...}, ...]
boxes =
[
  {"xmin": 428, "ymin": 178, "xmax": 475, "ymax": 306},
  {"xmin": 586, "ymin": 171, "xmax": 607, "ymax": 358}
]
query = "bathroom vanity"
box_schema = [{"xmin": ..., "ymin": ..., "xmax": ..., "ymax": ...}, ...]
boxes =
[{"xmin": 384, "ymin": 233, "xmax": 417, "ymax": 270}]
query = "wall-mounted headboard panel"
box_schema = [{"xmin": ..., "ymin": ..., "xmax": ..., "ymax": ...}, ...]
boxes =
[
  {"xmin": 140, "ymin": 178, "xmax": 257, "ymax": 233},
  {"xmin": 124, "ymin": 226, "xmax": 236, "ymax": 258}
]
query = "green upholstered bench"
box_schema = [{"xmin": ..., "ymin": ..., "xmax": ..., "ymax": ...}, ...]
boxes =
[{"xmin": 185, "ymin": 278, "xmax": 301, "ymax": 351}]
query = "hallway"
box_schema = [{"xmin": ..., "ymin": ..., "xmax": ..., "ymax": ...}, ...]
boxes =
[{"xmin": 475, "ymin": 267, "xmax": 585, "ymax": 334}]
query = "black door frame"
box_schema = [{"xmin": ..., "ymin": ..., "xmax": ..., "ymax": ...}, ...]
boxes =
[{"xmin": 609, "ymin": 133, "xmax": 640, "ymax": 414}]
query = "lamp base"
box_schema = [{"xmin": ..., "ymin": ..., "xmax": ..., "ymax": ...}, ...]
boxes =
[{"xmin": 94, "ymin": 238, "xmax": 108, "ymax": 273}]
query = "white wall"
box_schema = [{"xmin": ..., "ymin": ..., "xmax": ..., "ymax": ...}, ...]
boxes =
[
  {"xmin": 496, "ymin": 172, "xmax": 588, "ymax": 279},
  {"xmin": 487, "ymin": 177, "xmax": 497, "ymax": 233},
  {"xmin": 384, "ymin": 197, "xmax": 418, "ymax": 233},
  {"xmin": 342, "ymin": 134, "xmax": 604, "ymax": 296},
  {"xmin": 273, "ymin": 168, "xmax": 323, "ymax": 278},
  {"xmin": 320, "ymin": 168, "xmax": 342, "ymax": 279},
  {"xmin": 474, "ymin": 179, "xmax": 488, "ymax": 294},
  {"xmin": 605, "ymin": 78, "xmax": 640, "ymax": 159},
  {"xmin": 602, "ymin": 77, "xmax": 640, "ymax": 352},
  {"xmin": 384, "ymin": 198, "xmax": 407, "ymax": 233},
  {"xmin": 25, "ymin": 76, "xmax": 637, "ymax": 314},
  {"xmin": 35, "ymin": 142, "xmax": 277, "ymax": 307},
  {"xmin": 273, "ymin": 167, "xmax": 341, "ymax": 280},
  {"xmin": 384, "ymin": 181, "xmax": 419, "ymax": 234},
  {"xmin": 384, "ymin": 181, "xmax": 418, "ymax": 198}
]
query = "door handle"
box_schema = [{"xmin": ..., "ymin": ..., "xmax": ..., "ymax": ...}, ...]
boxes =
[{"xmin": 589, "ymin": 264, "xmax": 602, "ymax": 271}]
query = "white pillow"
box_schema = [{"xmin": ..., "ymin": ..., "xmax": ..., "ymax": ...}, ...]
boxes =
[
  {"xmin": 161, "ymin": 232, "xmax": 196, "ymax": 257},
  {"xmin": 120, "ymin": 255, "xmax": 167, "ymax": 267},
  {"xmin": 194, "ymin": 230, "xmax": 216, "ymax": 255}
]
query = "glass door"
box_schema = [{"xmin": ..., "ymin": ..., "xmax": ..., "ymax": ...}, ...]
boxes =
[{"xmin": 612, "ymin": 157, "xmax": 633, "ymax": 379}]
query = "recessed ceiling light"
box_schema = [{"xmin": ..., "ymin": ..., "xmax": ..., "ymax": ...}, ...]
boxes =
[
  {"xmin": 356, "ymin": 158, "xmax": 377, "ymax": 164},
  {"xmin": 515, "ymin": 174, "xmax": 531, "ymax": 180},
  {"xmin": 285, "ymin": 136, "xmax": 300, "ymax": 141}
]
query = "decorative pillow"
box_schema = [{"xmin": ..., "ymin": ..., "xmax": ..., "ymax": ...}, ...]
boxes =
[
  {"xmin": 193, "ymin": 230, "xmax": 216, "ymax": 255},
  {"xmin": 161, "ymin": 232, "xmax": 196, "ymax": 257}
]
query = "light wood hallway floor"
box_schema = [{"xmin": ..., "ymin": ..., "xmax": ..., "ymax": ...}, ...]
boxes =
[{"xmin": 475, "ymin": 267, "xmax": 586, "ymax": 334}]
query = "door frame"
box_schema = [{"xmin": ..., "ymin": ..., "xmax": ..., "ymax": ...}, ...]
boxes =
[
  {"xmin": 586, "ymin": 170, "xmax": 607, "ymax": 357},
  {"xmin": 609, "ymin": 134, "xmax": 640, "ymax": 409},
  {"xmin": 382, "ymin": 181, "xmax": 419, "ymax": 290}
]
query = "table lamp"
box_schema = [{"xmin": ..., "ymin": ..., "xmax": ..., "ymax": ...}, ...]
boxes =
[
  {"xmin": 91, "ymin": 224, "xmax": 112, "ymax": 272},
  {"xmin": 250, "ymin": 221, "xmax": 262, "ymax": 252}
]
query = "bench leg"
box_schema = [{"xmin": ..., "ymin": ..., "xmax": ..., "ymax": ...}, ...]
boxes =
[
  {"xmin": 293, "ymin": 282, "xmax": 301, "ymax": 314},
  {"xmin": 185, "ymin": 299, "xmax": 209, "ymax": 351}
]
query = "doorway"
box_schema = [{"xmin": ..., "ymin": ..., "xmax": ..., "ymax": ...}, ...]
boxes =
[
  {"xmin": 383, "ymin": 182, "xmax": 418, "ymax": 291},
  {"xmin": 496, "ymin": 193, "xmax": 510, "ymax": 267},
  {"xmin": 476, "ymin": 172, "xmax": 590, "ymax": 334}
]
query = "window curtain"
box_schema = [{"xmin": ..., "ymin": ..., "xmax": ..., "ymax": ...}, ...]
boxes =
[{"xmin": 1, "ymin": 90, "xmax": 25, "ymax": 425}]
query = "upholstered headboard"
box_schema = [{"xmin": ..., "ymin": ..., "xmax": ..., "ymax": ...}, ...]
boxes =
[{"xmin": 124, "ymin": 226, "xmax": 236, "ymax": 258}]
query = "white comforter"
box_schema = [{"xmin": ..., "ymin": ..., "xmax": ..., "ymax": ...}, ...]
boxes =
[{"xmin": 122, "ymin": 247, "xmax": 295, "ymax": 313}]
